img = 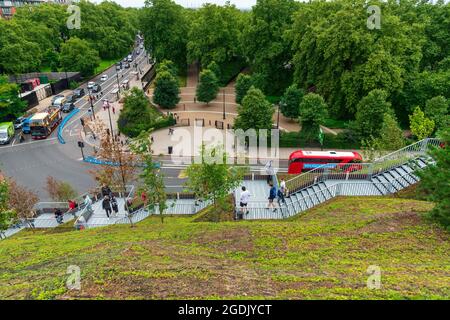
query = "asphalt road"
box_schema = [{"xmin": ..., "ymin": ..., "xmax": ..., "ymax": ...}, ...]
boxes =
[{"xmin": 0, "ymin": 46, "xmax": 165, "ymax": 200}]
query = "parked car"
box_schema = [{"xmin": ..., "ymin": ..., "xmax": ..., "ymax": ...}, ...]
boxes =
[
  {"xmin": 100, "ymin": 74, "xmax": 109, "ymax": 82},
  {"xmin": 51, "ymin": 94, "xmax": 65, "ymax": 105},
  {"xmin": 61, "ymin": 103, "xmax": 75, "ymax": 113},
  {"xmin": 73, "ymin": 88, "xmax": 85, "ymax": 99},
  {"xmin": 53, "ymin": 97, "xmax": 67, "ymax": 109},
  {"xmin": 66, "ymin": 94, "xmax": 77, "ymax": 104},
  {"xmin": 87, "ymin": 81, "xmax": 95, "ymax": 89},
  {"xmin": 92, "ymin": 83, "xmax": 102, "ymax": 93},
  {"xmin": 124, "ymin": 62, "xmax": 130, "ymax": 69},
  {"xmin": 116, "ymin": 63, "xmax": 121, "ymax": 71},
  {"xmin": 139, "ymin": 44, "xmax": 144, "ymax": 50},
  {"xmin": 0, "ymin": 122, "xmax": 14, "ymax": 145},
  {"xmin": 14, "ymin": 117, "xmax": 26, "ymax": 130}
]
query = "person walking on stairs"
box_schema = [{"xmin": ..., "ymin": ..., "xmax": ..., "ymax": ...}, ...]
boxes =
[{"xmin": 102, "ymin": 196, "xmax": 112, "ymax": 218}]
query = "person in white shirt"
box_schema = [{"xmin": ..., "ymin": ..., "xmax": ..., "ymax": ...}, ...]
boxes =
[
  {"xmin": 239, "ymin": 186, "xmax": 251, "ymax": 218},
  {"xmin": 280, "ymin": 178, "xmax": 288, "ymax": 197}
]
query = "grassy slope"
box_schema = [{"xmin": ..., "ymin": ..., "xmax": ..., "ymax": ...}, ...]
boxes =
[{"xmin": 0, "ymin": 197, "xmax": 448, "ymax": 300}]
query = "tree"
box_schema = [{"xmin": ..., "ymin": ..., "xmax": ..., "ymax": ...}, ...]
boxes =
[
  {"xmin": 196, "ymin": 69, "xmax": 219, "ymax": 104},
  {"xmin": 184, "ymin": 145, "xmax": 245, "ymax": 210},
  {"xmin": 187, "ymin": 3, "xmax": 244, "ymax": 66},
  {"xmin": 354, "ymin": 90, "xmax": 392, "ymax": 140},
  {"xmin": 7, "ymin": 179, "xmax": 39, "ymax": 228},
  {"xmin": 140, "ymin": 0, "xmax": 188, "ymax": 69},
  {"xmin": 133, "ymin": 132, "xmax": 167, "ymax": 224},
  {"xmin": 45, "ymin": 176, "xmax": 77, "ymax": 202},
  {"xmin": 118, "ymin": 88, "xmax": 155, "ymax": 137},
  {"xmin": 156, "ymin": 59, "xmax": 178, "ymax": 78},
  {"xmin": 0, "ymin": 76, "xmax": 27, "ymax": 122},
  {"xmin": 89, "ymin": 122, "xmax": 138, "ymax": 195},
  {"xmin": 418, "ymin": 128, "xmax": 450, "ymax": 230},
  {"xmin": 235, "ymin": 73, "xmax": 253, "ymax": 105},
  {"xmin": 0, "ymin": 176, "xmax": 15, "ymax": 238},
  {"xmin": 409, "ymin": 106, "xmax": 435, "ymax": 141},
  {"xmin": 59, "ymin": 37, "xmax": 101, "ymax": 77},
  {"xmin": 234, "ymin": 86, "xmax": 274, "ymax": 132},
  {"xmin": 424, "ymin": 96, "xmax": 449, "ymax": 132},
  {"xmin": 372, "ymin": 113, "xmax": 405, "ymax": 152},
  {"xmin": 280, "ymin": 85, "xmax": 305, "ymax": 119},
  {"xmin": 207, "ymin": 61, "xmax": 221, "ymax": 83},
  {"xmin": 299, "ymin": 93, "xmax": 328, "ymax": 138},
  {"xmin": 243, "ymin": 0, "xmax": 298, "ymax": 95},
  {"xmin": 153, "ymin": 71, "xmax": 180, "ymax": 109}
]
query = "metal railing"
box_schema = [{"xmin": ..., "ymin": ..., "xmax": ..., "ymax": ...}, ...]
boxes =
[
  {"xmin": 245, "ymin": 168, "xmax": 423, "ymax": 220},
  {"xmin": 285, "ymin": 138, "xmax": 440, "ymax": 194}
]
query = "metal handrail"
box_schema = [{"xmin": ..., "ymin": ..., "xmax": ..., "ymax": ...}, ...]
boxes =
[
  {"xmin": 247, "ymin": 168, "xmax": 424, "ymax": 220},
  {"xmin": 285, "ymin": 138, "xmax": 440, "ymax": 194}
]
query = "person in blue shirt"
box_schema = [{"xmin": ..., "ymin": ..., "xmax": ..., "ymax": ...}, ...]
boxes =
[{"xmin": 267, "ymin": 183, "xmax": 278, "ymax": 212}]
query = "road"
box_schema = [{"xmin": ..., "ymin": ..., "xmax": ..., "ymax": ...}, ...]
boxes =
[{"xmin": 0, "ymin": 46, "xmax": 160, "ymax": 200}]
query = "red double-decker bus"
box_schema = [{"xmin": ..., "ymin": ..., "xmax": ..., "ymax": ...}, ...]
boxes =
[{"xmin": 288, "ymin": 150, "xmax": 363, "ymax": 174}]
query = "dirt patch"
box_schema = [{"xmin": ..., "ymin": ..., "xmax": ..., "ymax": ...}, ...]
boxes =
[
  {"xmin": 192, "ymin": 227, "xmax": 255, "ymax": 253},
  {"xmin": 358, "ymin": 211, "xmax": 423, "ymax": 234}
]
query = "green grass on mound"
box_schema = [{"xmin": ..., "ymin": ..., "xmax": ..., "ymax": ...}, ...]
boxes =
[{"xmin": 0, "ymin": 197, "xmax": 448, "ymax": 300}]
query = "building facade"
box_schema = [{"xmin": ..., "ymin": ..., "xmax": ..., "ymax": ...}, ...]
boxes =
[{"xmin": 0, "ymin": 0, "xmax": 69, "ymax": 19}]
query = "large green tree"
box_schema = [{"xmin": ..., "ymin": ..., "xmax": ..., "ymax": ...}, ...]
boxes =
[
  {"xmin": 372, "ymin": 113, "xmax": 405, "ymax": 151},
  {"xmin": 196, "ymin": 69, "xmax": 220, "ymax": 104},
  {"xmin": 243, "ymin": 0, "xmax": 298, "ymax": 95},
  {"xmin": 424, "ymin": 96, "xmax": 449, "ymax": 133},
  {"xmin": 59, "ymin": 37, "xmax": 100, "ymax": 77},
  {"xmin": 354, "ymin": 90, "xmax": 392, "ymax": 140},
  {"xmin": 418, "ymin": 128, "xmax": 450, "ymax": 230},
  {"xmin": 235, "ymin": 73, "xmax": 253, "ymax": 105},
  {"xmin": 140, "ymin": 0, "xmax": 189, "ymax": 69},
  {"xmin": 299, "ymin": 93, "xmax": 328, "ymax": 137},
  {"xmin": 0, "ymin": 76, "xmax": 27, "ymax": 122},
  {"xmin": 289, "ymin": 0, "xmax": 425, "ymax": 118},
  {"xmin": 409, "ymin": 106, "xmax": 435, "ymax": 140},
  {"xmin": 187, "ymin": 3, "xmax": 244, "ymax": 66},
  {"xmin": 280, "ymin": 84, "xmax": 305, "ymax": 119},
  {"xmin": 153, "ymin": 71, "xmax": 180, "ymax": 109},
  {"xmin": 119, "ymin": 88, "xmax": 155, "ymax": 137},
  {"xmin": 234, "ymin": 86, "xmax": 274, "ymax": 132}
]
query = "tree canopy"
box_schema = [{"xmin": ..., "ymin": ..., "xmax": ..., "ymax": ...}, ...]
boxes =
[{"xmin": 234, "ymin": 86, "xmax": 274, "ymax": 132}]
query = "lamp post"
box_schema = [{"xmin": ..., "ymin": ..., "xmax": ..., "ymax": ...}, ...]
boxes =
[
  {"xmin": 104, "ymin": 100, "xmax": 114, "ymax": 141},
  {"xmin": 88, "ymin": 88, "xmax": 96, "ymax": 120},
  {"xmin": 223, "ymin": 89, "xmax": 226, "ymax": 120},
  {"xmin": 277, "ymin": 103, "xmax": 283, "ymax": 129},
  {"xmin": 77, "ymin": 141, "xmax": 85, "ymax": 160},
  {"xmin": 116, "ymin": 70, "xmax": 121, "ymax": 93}
]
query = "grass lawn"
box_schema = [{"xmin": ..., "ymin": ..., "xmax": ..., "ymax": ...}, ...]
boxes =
[
  {"xmin": 95, "ymin": 59, "xmax": 118, "ymax": 75},
  {"xmin": 0, "ymin": 197, "xmax": 448, "ymax": 300}
]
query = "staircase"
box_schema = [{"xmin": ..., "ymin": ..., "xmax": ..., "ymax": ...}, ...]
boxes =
[{"xmin": 240, "ymin": 139, "xmax": 440, "ymax": 220}]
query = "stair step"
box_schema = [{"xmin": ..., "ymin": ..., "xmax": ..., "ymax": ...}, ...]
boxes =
[
  {"xmin": 387, "ymin": 170, "xmax": 410, "ymax": 189},
  {"xmin": 372, "ymin": 177, "xmax": 390, "ymax": 195}
]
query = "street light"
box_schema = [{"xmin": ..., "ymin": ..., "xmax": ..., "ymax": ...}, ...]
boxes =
[
  {"xmin": 88, "ymin": 88, "xmax": 96, "ymax": 119},
  {"xmin": 223, "ymin": 89, "xmax": 226, "ymax": 120},
  {"xmin": 103, "ymin": 99, "xmax": 114, "ymax": 141},
  {"xmin": 77, "ymin": 141, "xmax": 85, "ymax": 160},
  {"xmin": 277, "ymin": 104, "xmax": 281, "ymax": 129}
]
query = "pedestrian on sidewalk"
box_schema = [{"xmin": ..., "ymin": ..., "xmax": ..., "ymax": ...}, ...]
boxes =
[
  {"xmin": 151, "ymin": 136, "xmax": 154, "ymax": 143},
  {"xmin": 68, "ymin": 200, "xmax": 77, "ymax": 213},
  {"xmin": 267, "ymin": 183, "xmax": 277, "ymax": 212},
  {"xmin": 277, "ymin": 188, "xmax": 286, "ymax": 206},
  {"xmin": 55, "ymin": 208, "xmax": 64, "ymax": 224},
  {"xmin": 265, "ymin": 160, "xmax": 274, "ymax": 185},
  {"xmin": 111, "ymin": 196, "xmax": 119, "ymax": 216},
  {"xmin": 112, "ymin": 106, "xmax": 116, "ymax": 114},
  {"xmin": 239, "ymin": 186, "xmax": 251, "ymax": 219},
  {"xmin": 102, "ymin": 195, "xmax": 112, "ymax": 218},
  {"xmin": 280, "ymin": 178, "xmax": 289, "ymax": 198},
  {"xmin": 101, "ymin": 184, "xmax": 112, "ymax": 198}
]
